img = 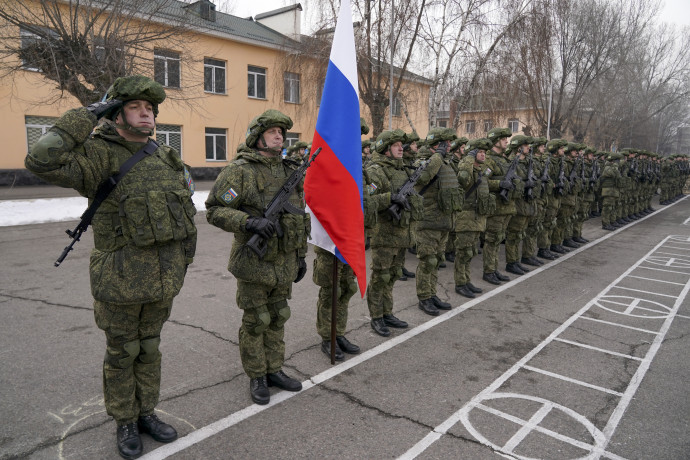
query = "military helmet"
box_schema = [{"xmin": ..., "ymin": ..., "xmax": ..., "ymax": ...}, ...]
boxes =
[
  {"xmin": 375, "ymin": 129, "xmax": 407, "ymax": 154},
  {"xmin": 360, "ymin": 117, "xmax": 370, "ymax": 135},
  {"xmin": 546, "ymin": 138, "xmax": 568, "ymax": 153},
  {"xmin": 451, "ymin": 136, "xmax": 469, "ymax": 152},
  {"xmin": 105, "ymin": 75, "xmax": 166, "ymax": 117},
  {"xmin": 362, "ymin": 140, "xmax": 372, "ymax": 152},
  {"xmin": 426, "ymin": 127, "xmax": 457, "ymax": 144},
  {"xmin": 245, "ymin": 109, "xmax": 293, "ymax": 148},
  {"xmin": 566, "ymin": 142, "xmax": 580, "ymax": 153},
  {"xmin": 487, "ymin": 127, "xmax": 512, "ymax": 143},
  {"xmin": 509, "ymin": 135, "xmax": 532, "ymax": 149},
  {"xmin": 407, "ymin": 131, "xmax": 421, "ymax": 143},
  {"xmin": 585, "ymin": 146, "xmax": 597, "ymax": 155},
  {"xmin": 606, "ymin": 152, "xmax": 624, "ymax": 161},
  {"xmin": 293, "ymin": 141, "xmax": 308, "ymax": 149},
  {"xmin": 467, "ymin": 138, "xmax": 494, "ymax": 152},
  {"xmin": 531, "ymin": 136, "xmax": 548, "ymax": 146}
]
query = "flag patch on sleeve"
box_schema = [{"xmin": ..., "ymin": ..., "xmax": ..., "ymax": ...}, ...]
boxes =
[
  {"xmin": 367, "ymin": 183, "xmax": 377, "ymax": 195},
  {"xmin": 221, "ymin": 188, "xmax": 238, "ymax": 204}
]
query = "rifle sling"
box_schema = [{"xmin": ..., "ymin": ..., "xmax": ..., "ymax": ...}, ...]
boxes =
[
  {"xmin": 464, "ymin": 172, "xmax": 483, "ymax": 199},
  {"xmin": 418, "ymin": 174, "xmax": 438, "ymax": 195},
  {"xmin": 79, "ymin": 139, "xmax": 159, "ymax": 228}
]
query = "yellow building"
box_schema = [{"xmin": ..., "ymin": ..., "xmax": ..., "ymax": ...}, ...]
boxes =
[{"xmin": 0, "ymin": 1, "xmax": 431, "ymax": 184}]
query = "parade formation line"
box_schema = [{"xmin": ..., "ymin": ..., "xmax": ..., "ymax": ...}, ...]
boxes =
[
  {"xmin": 399, "ymin": 234, "xmax": 690, "ymax": 460},
  {"xmin": 140, "ymin": 199, "xmax": 687, "ymax": 460}
]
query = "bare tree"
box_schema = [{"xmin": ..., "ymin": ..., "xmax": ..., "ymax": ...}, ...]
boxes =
[{"xmin": 0, "ymin": 0, "xmax": 203, "ymax": 105}]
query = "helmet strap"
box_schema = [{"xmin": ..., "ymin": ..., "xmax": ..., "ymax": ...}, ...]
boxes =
[{"xmin": 114, "ymin": 107, "xmax": 154, "ymax": 137}]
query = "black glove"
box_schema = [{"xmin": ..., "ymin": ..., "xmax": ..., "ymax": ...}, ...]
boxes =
[
  {"xmin": 391, "ymin": 193, "xmax": 410, "ymax": 210},
  {"xmin": 435, "ymin": 140, "xmax": 450, "ymax": 157},
  {"xmin": 86, "ymin": 99, "xmax": 122, "ymax": 119},
  {"xmin": 245, "ymin": 217, "xmax": 277, "ymax": 239},
  {"xmin": 294, "ymin": 257, "xmax": 307, "ymax": 283}
]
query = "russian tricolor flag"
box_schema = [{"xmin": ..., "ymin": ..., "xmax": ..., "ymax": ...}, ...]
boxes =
[{"xmin": 304, "ymin": 0, "xmax": 366, "ymax": 295}]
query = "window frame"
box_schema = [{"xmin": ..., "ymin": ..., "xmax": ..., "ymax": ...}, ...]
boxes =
[
  {"xmin": 285, "ymin": 132, "xmax": 300, "ymax": 147},
  {"xmin": 248, "ymin": 65, "xmax": 267, "ymax": 99},
  {"xmin": 204, "ymin": 57, "xmax": 226, "ymax": 95},
  {"xmin": 465, "ymin": 119, "xmax": 476, "ymax": 134},
  {"xmin": 25, "ymin": 115, "xmax": 57, "ymax": 152},
  {"xmin": 156, "ymin": 124, "xmax": 183, "ymax": 158},
  {"xmin": 484, "ymin": 119, "xmax": 493, "ymax": 132},
  {"xmin": 20, "ymin": 25, "xmax": 57, "ymax": 71},
  {"xmin": 154, "ymin": 48, "xmax": 181, "ymax": 88},
  {"xmin": 508, "ymin": 118, "xmax": 520, "ymax": 133},
  {"xmin": 283, "ymin": 71, "xmax": 301, "ymax": 104},
  {"xmin": 205, "ymin": 127, "xmax": 227, "ymax": 162}
]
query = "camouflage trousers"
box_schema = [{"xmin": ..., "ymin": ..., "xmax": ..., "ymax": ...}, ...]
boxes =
[
  {"xmin": 454, "ymin": 231, "xmax": 481, "ymax": 286},
  {"xmin": 236, "ymin": 280, "xmax": 292, "ymax": 378},
  {"xmin": 505, "ymin": 214, "xmax": 530, "ymax": 264},
  {"xmin": 539, "ymin": 198, "xmax": 560, "ymax": 250},
  {"xmin": 602, "ymin": 196, "xmax": 617, "ymax": 225},
  {"xmin": 483, "ymin": 214, "xmax": 512, "ymax": 274},
  {"xmin": 416, "ymin": 228, "xmax": 448, "ymax": 300},
  {"xmin": 553, "ymin": 203, "xmax": 576, "ymax": 245},
  {"xmin": 367, "ymin": 246, "xmax": 406, "ymax": 319},
  {"xmin": 94, "ymin": 298, "xmax": 173, "ymax": 425},
  {"xmin": 313, "ymin": 248, "xmax": 358, "ymax": 340},
  {"xmin": 573, "ymin": 198, "xmax": 593, "ymax": 238},
  {"xmin": 523, "ymin": 205, "xmax": 545, "ymax": 259}
]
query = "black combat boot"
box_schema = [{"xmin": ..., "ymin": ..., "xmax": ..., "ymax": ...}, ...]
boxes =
[
  {"xmin": 494, "ymin": 270, "xmax": 510, "ymax": 281},
  {"xmin": 455, "ymin": 284, "xmax": 475, "ymax": 298},
  {"xmin": 117, "ymin": 422, "xmax": 142, "ymax": 459},
  {"xmin": 482, "ymin": 272, "xmax": 502, "ymax": 285},
  {"xmin": 321, "ymin": 340, "xmax": 344, "ymax": 361},
  {"xmin": 521, "ymin": 257, "xmax": 540, "ymax": 267},
  {"xmin": 370, "ymin": 318, "xmax": 391, "ymax": 337},
  {"xmin": 505, "ymin": 262, "xmax": 524, "ymax": 275},
  {"xmin": 431, "ymin": 296, "xmax": 452, "ymax": 310},
  {"xmin": 138, "ymin": 414, "xmax": 178, "ymax": 443},
  {"xmin": 602, "ymin": 223, "xmax": 616, "ymax": 231},
  {"xmin": 250, "ymin": 376, "xmax": 270, "ymax": 405},
  {"xmin": 563, "ymin": 238, "xmax": 580, "ymax": 249},
  {"xmin": 445, "ymin": 251, "xmax": 455, "ymax": 262},
  {"xmin": 466, "ymin": 282, "xmax": 483, "ymax": 293},
  {"xmin": 267, "ymin": 370, "xmax": 302, "ymax": 391},
  {"xmin": 402, "ymin": 267, "xmax": 416, "ymax": 278},
  {"xmin": 573, "ymin": 236, "xmax": 589, "ymax": 244},
  {"xmin": 336, "ymin": 336, "xmax": 360, "ymax": 354},
  {"xmin": 550, "ymin": 244, "xmax": 566, "ymax": 254},
  {"xmin": 383, "ymin": 314, "xmax": 408, "ymax": 328},
  {"xmin": 538, "ymin": 248, "xmax": 556, "ymax": 260},
  {"xmin": 516, "ymin": 262, "xmax": 531, "ymax": 273},
  {"xmin": 418, "ymin": 298, "xmax": 440, "ymax": 316}
]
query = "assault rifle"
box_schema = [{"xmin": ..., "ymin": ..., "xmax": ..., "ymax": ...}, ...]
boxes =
[
  {"xmin": 524, "ymin": 149, "xmax": 538, "ymax": 201},
  {"xmin": 588, "ymin": 160, "xmax": 600, "ymax": 192},
  {"xmin": 569, "ymin": 157, "xmax": 580, "ymax": 189},
  {"xmin": 499, "ymin": 153, "xmax": 520, "ymax": 202},
  {"xmin": 539, "ymin": 155, "xmax": 551, "ymax": 198},
  {"xmin": 555, "ymin": 156, "xmax": 568, "ymax": 196},
  {"xmin": 245, "ymin": 147, "xmax": 321, "ymax": 258}
]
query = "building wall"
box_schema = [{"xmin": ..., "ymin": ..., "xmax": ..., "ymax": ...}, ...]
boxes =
[{"xmin": 0, "ymin": 11, "xmax": 431, "ymax": 175}]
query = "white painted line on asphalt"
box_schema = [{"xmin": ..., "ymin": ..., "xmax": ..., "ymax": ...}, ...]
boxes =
[
  {"xmin": 654, "ymin": 251, "xmax": 690, "ymax": 258},
  {"xmin": 661, "ymin": 245, "xmax": 690, "ymax": 250},
  {"xmin": 676, "ymin": 314, "xmax": 690, "ymax": 320},
  {"xmin": 522, "ymin": 365, "xmax": 625, "ymax": 396},
  {"xmin": 627, "ymin": 275, "xmax": 686, "ymax": 286},
  {"xmin": 637, "ymin": 265, "xmax": 690, "ymax": 275},
  {"xmin": 140, "ymin": 206, "xmax": 683, "ymax": 460},
  {"xmin": 502, "ymin": 403, "xmax": 552, "ymax": 452},
  {"xmin": 579, "ymin": 316, "xmax": 659, "ymax": 334},
  {"xmin": 399, "ymin": 235, "xmax": 688, "ymax": 459},
  {"xmin": 553, "ymin": 337, "xmax": 644, "ymax": 361},
  {"xmin": 612, "ymin": 286, "xmax": 677, "ymax": 298}
]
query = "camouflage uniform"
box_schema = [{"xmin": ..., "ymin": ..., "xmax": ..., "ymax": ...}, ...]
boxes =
[
  {"xmin": 25, "ymin": 76, "xmax": 196, "ymax": 428},
  {"xmin": 365, "ymin": 130, "xmax": 421, "ymax": 335},
  {"xmin": 205, "ymin": 111, "xmax": 308, "ymax": 384},
  {"xmin": 523, "ymin": 137, "xmax": 549, "ymax": 264},
  {"xmin": 414, "ymin": 128, "xmax": 462, "ymax": 315},
  {"xmin": 600, "ymin": 152, "xmax": 623, "ymax": 229}
]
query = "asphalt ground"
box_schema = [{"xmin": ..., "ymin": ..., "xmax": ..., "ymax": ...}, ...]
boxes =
[{"xmin": 1, "ymin": 190, "xmax": 689, "ymax": 460}]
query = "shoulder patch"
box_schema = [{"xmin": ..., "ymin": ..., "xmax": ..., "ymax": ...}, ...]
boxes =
[
  {"xmin": 221, "ymin": 188, "xmax": 238, "ymax": 204},
  {"xmin": 184, "ymin": 166, "xmax": 195, "ymax": 194},
  {"xmin": 368, "ymin": 183, "xmax": 378, "ymax": 195}
]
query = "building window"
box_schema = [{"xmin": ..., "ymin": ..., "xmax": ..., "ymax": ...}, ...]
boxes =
[
  {"xmin": 285, "ymin": 133, "xmax": 300, "ymax": 147},
  {"xmin": 392, "ymin": 97, "xmax": 402, "ymax": 117},
  {"xmin": 316, "ymin": 78, "xmax": 325, "ymax": 106},
  {"xmin": 205, "ymin": 127, "xmax": 227, "ymax": 161},
  {"xmin": 284, "ymin": 72, "xmax": 300, "ymax": 104},
  {"xmin": 20, "ymin": 25, "xmax": 57, "ymax": 71},
  {"xmin": 438, "ymin": 120, "xmax": 448, "ymax": 128},
  {"xmin": 156, "ymin": 124, "xmax": 182, "ymax": 157},
  {"xmin": 204, "ymin": 58, "xmax": 226, "ymax": 94},
  {"xmin": 465, "ymin": 119, "xmax": 476, "ymax": 134},
  {"xmin": 484, "ymin": 119, "xmax": 493, "ymax": 132},
  {"xmin": 25, "ymin": 115, "xmax": 57, "ymax": 152},
  {"xmin": 508, "ymin": 118, "xmax": 519, "ymax": 133},
  {"xmin": 154, "ymin": 49, "xmax": 180, "ymax": 88},
  {"xmin": 248, "ymin": 65, "xmax": 266, "ymax": 99}
]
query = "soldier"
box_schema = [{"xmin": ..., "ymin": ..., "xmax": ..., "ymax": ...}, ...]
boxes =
[
  {"xmin": 365, "ymin": 129, "xmax": 421, "ymax": 336},
  {"xmin": 522, "ymin": 136, "xmax": 548, "ymax": 267},
  {"xmin": 312, "ymin": 119, "xmax": 371, "ymax": 361},
  {"xmin": 504, "ymin": 135, "xmax": 536, "ymax": 275},
  {"xmin": 414, "ymin": 128, "xmax": 462, "ymax": 315},
  {"xmin": 454, "ymin": 138, "xmax": 495, "ymax": 298},
  {"xmin": 25, "ymin": 75, "xmax": 196, "ymax": 458},
  {"xmin": 482, "ymin": 127, "xmax": 523, "ymax": 285},
  {"xmin": 206, "ymin": 110, "xmax": 308, "ymax": 405},
  {"xmin": 540, "ymin": 139, "xmax": 568, "ymax": 259},
  {"xmin": 600, "ymin": 152, "xmax": 624, "ymax": 230},
  {"xmin": 400, "ymin": 130, "xmax": 420, "ymax": 281},
  {"xmin": 289, "ymin": 141, "xmax": 309, "ymax": 163},
  {"xmin": 573, "ymin": 146, "xmax": 597, "ymax": 244},
  {"xmin": 445, "ymin": 136, "xmax": 469, "ymax": 263}
]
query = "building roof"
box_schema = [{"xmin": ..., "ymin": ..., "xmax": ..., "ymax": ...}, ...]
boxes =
[{"xmin": 255, "ymin": 3, "xmax": 303, "ymax": 20}]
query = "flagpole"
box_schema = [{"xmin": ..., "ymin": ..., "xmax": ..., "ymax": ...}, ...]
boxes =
[{"xmin": 330, "ymin": 253, "xmax": 339, "ymax": 364}]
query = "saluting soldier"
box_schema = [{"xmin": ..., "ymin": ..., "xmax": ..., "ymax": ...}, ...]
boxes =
[
  {"xmin": 25, "ymin": 75, "xmax": 196, "ymax": 458},
  {"xmin": 206, "ymin": 110, "xmax": 308, "ymax": 406}
]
